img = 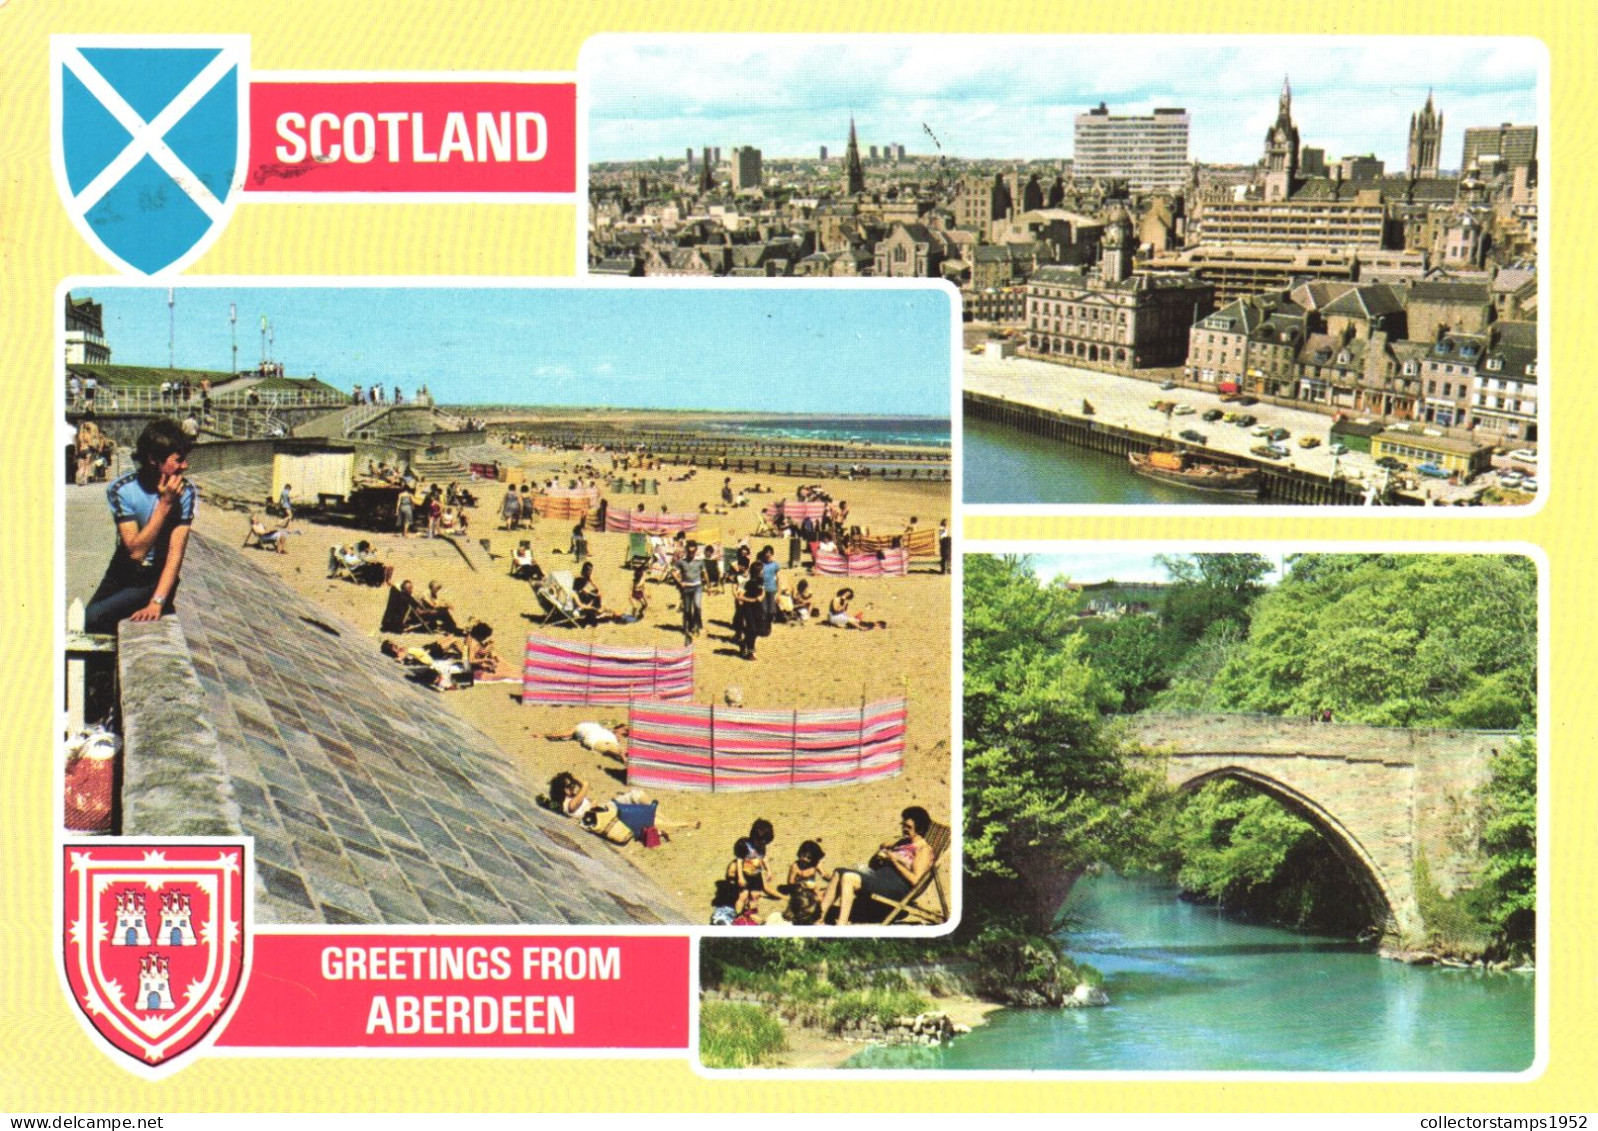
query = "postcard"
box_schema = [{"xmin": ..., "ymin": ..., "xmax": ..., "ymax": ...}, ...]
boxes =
[{"xmin": 3, "ymin": 2, "xmax": 1590, "ymax": 1121}]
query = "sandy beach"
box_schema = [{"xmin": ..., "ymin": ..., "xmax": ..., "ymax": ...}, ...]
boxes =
[{"xmin": 207, "ymin": 425, "xmax": 953, "ymax": 924}]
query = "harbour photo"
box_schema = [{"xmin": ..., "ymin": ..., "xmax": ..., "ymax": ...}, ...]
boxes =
[{"xmin": 581, "ymin": 38, "xmax": 1543, "ymax": 508}]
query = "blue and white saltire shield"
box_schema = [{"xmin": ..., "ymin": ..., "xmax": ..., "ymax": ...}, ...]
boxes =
[{"xmin": 52, "ymin": 37, "xmax": 250, "ymax": 276}]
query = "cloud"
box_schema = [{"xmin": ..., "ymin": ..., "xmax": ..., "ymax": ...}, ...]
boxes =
[{"xmin": 585, "ymin": 36, "xmax": 1541, "ymax": 164}]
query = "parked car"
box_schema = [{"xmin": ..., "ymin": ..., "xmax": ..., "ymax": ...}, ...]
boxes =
[
  {"xmin": 1509, "ymin": 448, "xmax": 1538, "ymax": 463},
  {"xmin": 1499, "ymin": 473, "xmax": 1525, "ymax": 489},
  {"xmin": 1523, "ymin": 477, "xmax": 1539, "ymax": 492},
  {"xmin": 1160, "ymin": 380, "xmax": 1178, "ymax": 390},
  {"xmin": 1328, "ymin": 442, "xmax": 1348, "ymax": 456},
  {"xmin": 1234, "ymin": 414, "xmax": 1258, "ymax": 428},
  {"xmin": 1298, "ymin": 436, "xmax": 1321, "ymax": 449},
  {"xmin": 1179, "ymin": 429, "xmax": 1208, "ymax": 444},
  {"xmin": 1202, "ymin": 409, "xmax": 1224, "ymax": 422},
  {"xmin": 1250, "ymin": 423, "xmax": 1271, "ymax": 437},
  {"xmin": 1376, "ymin": 456, "xmax": 1406, "ymax": 471},
  {"xmin": 1417, "ymin": 463, "xmax": 1450, "ymax": 478},
  {"xmin": 1235, "ymin": 396, "xmax": 1259, "ymax": 406},
  {"xmin": 1251, "ymin": 444, "xmax": 1287, "ymax": 460},
  {"xmin": 1172, "ymin": 404, "xmax": 1195, "ymax": 415},
  {"xmin": 1267, "ymin": 427, "xmax": 1290, "ymax": 442}
]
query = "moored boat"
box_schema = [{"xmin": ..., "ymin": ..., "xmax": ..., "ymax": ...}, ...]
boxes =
[{"xmin": 1128, "ymin": 449, "xmax": 1262, "ymax": 495}]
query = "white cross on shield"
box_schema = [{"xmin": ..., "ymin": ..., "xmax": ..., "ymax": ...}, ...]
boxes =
[{"xmin": 52, "ymin": 36, "xmax": 250, "ymax": 276}]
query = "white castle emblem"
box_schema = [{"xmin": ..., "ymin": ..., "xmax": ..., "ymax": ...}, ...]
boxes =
[
  {"xmin": 137, "ymin": 952, "xmax": 175, "ymax": 1012},
  {"xmin": 110, "ymin": 890, "xmax": 152, "ymax": 947},
  {"xmin": 157, "ymin": 891, "xmax": 197, "ymax": 947}
]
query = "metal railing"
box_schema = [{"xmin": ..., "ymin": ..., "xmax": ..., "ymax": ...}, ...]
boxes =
[{"xmin": 69, "ymin": 386, "xmax": 348, "ymax": 415}]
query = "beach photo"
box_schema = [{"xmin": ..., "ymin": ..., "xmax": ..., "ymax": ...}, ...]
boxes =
[
  {"xmin": 582, "ymin": 36, "xmax": 1543, "ymax": 509},
  {"xmin": 61, "ymin": 280, "xmax": 956, "ymax": 928},
  {"xmin": 699, "ymin": 548, "xmax": 1539, "ymax": 1071}
]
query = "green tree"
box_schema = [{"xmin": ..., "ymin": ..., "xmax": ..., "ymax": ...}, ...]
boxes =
[
  {"xmin": 1076, "ymin": 614, "xmax": 1171, "ymax": 713},
  {"xmin": 1209, "ymin": 555, "xmax": 1536, "ymax": 728},
  {"xmin": 963, "ymin": 556, "xmax": 1169, "ymax": 931},
  {"xmin": 1171, "ymin": 779, "xmax": 1380, "ymax": 933},
  {"xmin": 1478, "ymin": 730, "xmax": 1536, "ymax": 957},
  {"xmin": 1155, "ymin": 552, "xmax": 1273, "ymax": 650}
]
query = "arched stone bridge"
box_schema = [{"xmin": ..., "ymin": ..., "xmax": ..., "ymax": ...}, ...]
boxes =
[{"xmin": 1126, "ymin": 714, "xmax": 1514, "ymax": 943}]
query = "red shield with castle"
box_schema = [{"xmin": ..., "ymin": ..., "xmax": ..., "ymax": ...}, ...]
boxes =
[{"xmin": 62, "ymin": 843, "xmax": 249, "ymax": 1071}]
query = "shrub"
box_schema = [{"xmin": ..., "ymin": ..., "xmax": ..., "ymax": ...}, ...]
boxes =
[
  {"xmin": 699, "ymin": 1002, "xmax": 786, "ymax": 1069},
  {"xmin": 826, "ymin": 987, "xmax": 930, "ymax": 1030}
]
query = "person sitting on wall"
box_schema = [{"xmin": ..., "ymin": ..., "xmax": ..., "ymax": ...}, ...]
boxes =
[{"xmin": 84, "ymin": 419, "xmax": 197, "ymax": 634}]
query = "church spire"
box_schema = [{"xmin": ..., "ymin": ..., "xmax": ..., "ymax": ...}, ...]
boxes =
[{"xmin": 844, "ymin": 115, "xmax": 865, "ymax": 196}]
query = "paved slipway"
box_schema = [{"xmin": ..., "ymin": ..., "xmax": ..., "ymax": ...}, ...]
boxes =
[{"xmin": 69, "ymin": 488, "xmax": 688, "ymax": 926}]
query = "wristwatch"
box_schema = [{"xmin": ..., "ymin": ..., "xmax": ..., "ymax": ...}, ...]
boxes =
[{"xmin": 151, "ymin": 595, "xmax": 166, "ymax": 606}]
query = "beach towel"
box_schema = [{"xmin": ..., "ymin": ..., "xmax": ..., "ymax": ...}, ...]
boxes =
[{"xmin": 625, "ymin": 698, "xmax": 907, "ymax": 792}]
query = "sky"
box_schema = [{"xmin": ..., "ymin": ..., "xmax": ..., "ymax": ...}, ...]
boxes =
[
  {"xmin": 584, "ymin": 37, "xmax": 1542, "ymax": 167},
  {"xmin": 1028, "ymin": 551, "xmax": 1285, "ymax": 587},
  {"xmin": 78, "ymin": 284, "xmax": 953, "ymax": 415}
]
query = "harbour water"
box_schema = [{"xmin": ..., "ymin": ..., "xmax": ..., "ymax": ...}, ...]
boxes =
[
  {"xmin": 848, "ymin": 872, "xmax": 1535, "ymax": 1072},
  {"xmin": 963, "ymin": 416, "xmax": 1260, "ymax": 506}
]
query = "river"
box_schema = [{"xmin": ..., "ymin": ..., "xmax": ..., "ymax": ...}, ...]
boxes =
[
  {"xmin": 963, "ymin": 416, "xmax": 1266, "ymax": 506},
  {"xmin": 847, "ymin": 872, "xmax": 1535, "ymax": 1072}
]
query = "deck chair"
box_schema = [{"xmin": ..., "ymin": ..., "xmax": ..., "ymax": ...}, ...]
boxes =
[
  {"xmin": 870, "ymin": 820, "xmax": 952, "ymax": 926},
  {"xmin": 535, "ymin": 571, "xmax": 583, "ymax": 628},
  {"xmin": 625, "ymin": 532, "xmax": 650, "ymax": 568},
  {"xmin": 380, "ymin": 586, "xmax": 428, "ymax": 634},
  {"xmin": 752, "ymin": 511, "xmax": 780, "ymax": 537},
  {"xmin": 242, "ymin": 518, "xmax": 284, "ymax": 551},
  {"xmin": 328, "ymin": 545, "xmax": 358, "ymax": 582},
  {"xmin": 647, "ymin": 544, "xmax": 674, "ymax": 583},
  {"xmin": 414, "ymin": 602, "xmax": 462, "ymax": 635},
  {"xmin": 510, "ymin": 541, "xmax": 539, "ymax": 579}
]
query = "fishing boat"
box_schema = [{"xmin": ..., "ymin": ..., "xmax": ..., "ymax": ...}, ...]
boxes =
[{"xmin": 1128, "ymin": 449, "xmax": 1262, "ymax": 495}]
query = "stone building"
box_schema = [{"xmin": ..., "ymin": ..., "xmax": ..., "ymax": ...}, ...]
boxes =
[
  {"xmin": 1026, "ymin": 212, "xmax": 1213, "ymax": 370},
  {"xmin": 1408, "ymin": 92, "xmax": 1444, "ymax": 179},
  {"xmin": 874, "ymin": 223, "xmax": 951, "ymax": 278},
  {"xmin": 1185, "ymin": 292, "xmax": 1307, "ymax": 394}
]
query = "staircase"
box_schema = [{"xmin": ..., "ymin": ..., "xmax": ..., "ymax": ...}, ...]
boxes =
[{"xmin": 410, "ymin": 454, "xmax": 476, "ymax": 484}]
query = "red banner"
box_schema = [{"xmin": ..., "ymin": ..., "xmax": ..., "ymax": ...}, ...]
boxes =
[
  {"xmin": 216, "ymin": 934, "xmax": 689, "ymax": 1049},
  {"xmin": 246, "ymin": 79, "xmax": 577, "ymax": 195}
]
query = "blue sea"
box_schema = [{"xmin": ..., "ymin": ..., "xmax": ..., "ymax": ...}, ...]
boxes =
[{"xmin": 701, "ymin": 416, "xmax": 950, "ymax": 449}]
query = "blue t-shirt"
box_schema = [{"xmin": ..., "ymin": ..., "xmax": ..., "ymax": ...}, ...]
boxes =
[
  {"xmin": 761, "ymin": 560, "xmax": 780, "ymax": 593},
  {"xmin": 107, "ymin": 471, "xmax": 197, "ymax": 567}
]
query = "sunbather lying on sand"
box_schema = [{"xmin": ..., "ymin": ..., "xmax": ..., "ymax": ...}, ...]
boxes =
[{"xmin": 545, "ymin": 771, "xmax": 700, "ymax": 842}]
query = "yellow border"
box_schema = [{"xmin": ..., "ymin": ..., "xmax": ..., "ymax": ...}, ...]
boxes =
[{"xmin": 5, "ymin": 0, "xmax": 1591, "ymax": 1113}]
